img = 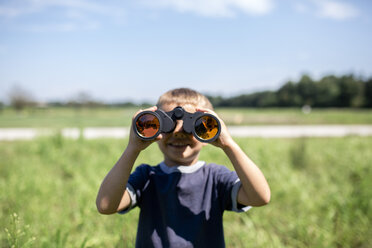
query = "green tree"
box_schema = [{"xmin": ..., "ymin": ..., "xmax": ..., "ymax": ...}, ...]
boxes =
[
  {"xmin": 206, "ymin": 74, "xmax": 371, "ymax": 108},
  {"xmin": 297, "ymin": 74, "xmax": 316, "ymax": 106},
  {"xmin": 277, "ymin": 81, "xmax": 301, "ymax": 107},
  {"xmin": 337, "ymin": 75, "xmax": 364, "ymax": 107},
  {"xmin": 9, "ymin": 85, "xmax": 36, "ymax": 111},
  {"xmin": 314, "ymin": 75, "xmax": 340, "ymax": 107},
  {"xmin": 255, "ymin": 91, "xmax": 277, "ymax": 107},
  {"xmin": 364, "ymin": 78, "xmax": 372, "ymax": 107}
]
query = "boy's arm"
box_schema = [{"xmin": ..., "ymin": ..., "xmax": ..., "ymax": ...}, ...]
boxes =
[
  {"xmin": 222, "ymin": 141, "xmax": 271, "ymax": 206},
  {"xmin": 96, "ymin": 106, "xmax": 160, "ymax": 214},
  {"xmin": 197, "ymin": 108, "xmax": 271, "ymax": 207},
  {"xmin": 96, "ymin": 146, "xmax": 140, "ymax": 214}
]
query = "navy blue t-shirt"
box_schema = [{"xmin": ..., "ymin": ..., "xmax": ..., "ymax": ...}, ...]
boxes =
[{"xmin": 120, "ymin": 161, "xmax": 250, "ymax": 248}]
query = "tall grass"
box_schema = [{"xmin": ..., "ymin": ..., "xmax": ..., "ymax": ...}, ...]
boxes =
[
  {"xmin": 1, "ymin": 107, "xmax": 372, "ymax": 127},
  {"xmin": 1, "ymin": 136, "xmax": 371, "ymax": 247}
]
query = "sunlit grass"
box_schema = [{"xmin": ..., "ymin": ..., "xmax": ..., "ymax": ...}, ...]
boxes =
[
  {"xmin": 0, "ymin": 107, "xmax": 371, "ymax": 128},
  {"xmin": 216, "ymin": 107, "xmax": 372, "ymax": 125},
  {"xmin": 0, "ymin": 107, "xmax": 138, "ymax": 128},
  {"xmin": 1, "ymin": 136, "xmax": 371, "ymax": 247}
]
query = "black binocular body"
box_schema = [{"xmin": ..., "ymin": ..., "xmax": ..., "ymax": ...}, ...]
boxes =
[{"xmin": 133, "ymin": 106, "xmax": 221, "ymax": 143}]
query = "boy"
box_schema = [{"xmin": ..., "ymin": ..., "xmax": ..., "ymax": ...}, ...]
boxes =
[{"xmin": 96, "ymin": 88, "xmax": 270, "ymax": 247}]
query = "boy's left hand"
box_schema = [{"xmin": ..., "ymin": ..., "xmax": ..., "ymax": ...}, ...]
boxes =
[{"xmin": 195, "ymin": 107, "xmax": 235, "ymax": 149}]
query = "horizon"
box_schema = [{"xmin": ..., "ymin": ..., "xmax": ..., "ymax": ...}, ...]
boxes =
[
  {"xmin": 1, "ymin": 0, "xmax": 371, "ymax": 104},
  {"xmin": 3, "ymin": 72, "xmax": 372, "ymax": 106}
]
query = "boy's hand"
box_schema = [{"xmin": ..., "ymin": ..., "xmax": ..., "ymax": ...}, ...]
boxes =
[
  {"xmin": 197, "ymin": 107, "xmax": 271, "ymax": 207},
  {"xmin": 127, "ymin": 106, "xmax": 163, "ymax": 152},
  {"xmin": 195, "ymin": 107, "xmax": 235, "ymax": 149}
]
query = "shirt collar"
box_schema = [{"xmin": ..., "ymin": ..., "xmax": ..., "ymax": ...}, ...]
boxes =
[{"xmin": 159, "ymin": 161, "xmax": 205, "ymax": 174}]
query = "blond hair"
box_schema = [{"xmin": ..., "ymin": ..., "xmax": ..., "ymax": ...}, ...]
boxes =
[{"xmin": 157, "ymin": 88, "xmax": 213, "ymax": 110}]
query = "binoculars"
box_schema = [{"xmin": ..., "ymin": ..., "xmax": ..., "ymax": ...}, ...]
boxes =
[{"xmin": 133, "ymin": 106, "xmax": 221, "ymax": 142}]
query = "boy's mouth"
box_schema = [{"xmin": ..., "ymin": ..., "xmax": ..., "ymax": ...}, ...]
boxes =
[{"xmin": 167, "ymin": 142, "xmax": 189, "ymax": 149}]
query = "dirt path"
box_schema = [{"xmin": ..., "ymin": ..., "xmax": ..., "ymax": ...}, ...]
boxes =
[{"xmin": 1, "ymin": 125, "xmax": 372, "ymax": 140}]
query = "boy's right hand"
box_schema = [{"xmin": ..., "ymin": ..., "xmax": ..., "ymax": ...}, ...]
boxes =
[{"xmin": 127, "ymin": 106, "xmax": 163, "ymax": 152}]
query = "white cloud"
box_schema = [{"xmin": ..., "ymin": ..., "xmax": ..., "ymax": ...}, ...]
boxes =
[
  {"xmin": 26, "ymin": 21, "xmax": 101, "ymax": 32},
  {"xmin": 141, "ymin": 0, "xmax": 274, "ymax": 17},
  {"xmin": 293, "ymin": 3, "xmax": 309, "ymax": 14},
  {"xmin": 0, "ymin": 0, "xmax": 127, "ymax": 31},
  {"xmin": 0, "ymin": 6, "xmax": 24, "ymax": 18},
  {"xmin": 315, "ymin": 1, "xmax": 359, "ymax": 20}
]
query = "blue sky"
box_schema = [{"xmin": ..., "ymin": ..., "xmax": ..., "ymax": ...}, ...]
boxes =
[{"xmin": 0, "ymin": 0, "xmax": 371, "ymax": 104}]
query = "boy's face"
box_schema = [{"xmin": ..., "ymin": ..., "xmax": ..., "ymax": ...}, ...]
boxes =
[{"xmin": 157, "ymin": 103, "xmax": 207, "ymax": 166}]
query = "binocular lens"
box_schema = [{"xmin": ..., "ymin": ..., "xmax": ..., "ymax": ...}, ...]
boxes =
[
  {"xmin": 194, "ymin": 115, "xmax": 219, "ymax": 141},
  {"xmin": 135, "ymin": 113, "xmax": 160, "ymax": 138},
  {"xmin": 133, "ymin": 108, "xmax": 220, "ymax": 142}
]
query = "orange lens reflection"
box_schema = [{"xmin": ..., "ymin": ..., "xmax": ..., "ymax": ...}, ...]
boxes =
[
  {"xmin": 194, "ymin": 115, "xmax": 219, "ymax": 140},
  {"xmin": 136, "ymin": 113, "xmax": 160, "ymax": 138}
]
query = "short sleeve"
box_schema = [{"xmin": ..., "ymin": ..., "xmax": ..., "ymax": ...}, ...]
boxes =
[
  {"xmin": 118, "ymin": 183, "xmax": 137, "ymax": 214},
  {"xmin": 231, "ymin": 179, "xmax": 251, "ymax": 212},
  {"xmin": 118, "ymin": 164, "xmax": 151, "ymax": 214},
  {"xmin": 214, "ymin": 164, "xmax": 251, "ymax": 212}
]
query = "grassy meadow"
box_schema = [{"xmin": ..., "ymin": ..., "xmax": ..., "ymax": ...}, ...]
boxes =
[
  {"xmin": 1, "ymin": 135, "xmax": 371, "ymax": 247},
  {"xmin": 1, "ymin": 107, "xmax": 371, "ymax": 247},
  {"xmin": 0, "ymin": 107, "xmax": 372, "ymax": 128}
]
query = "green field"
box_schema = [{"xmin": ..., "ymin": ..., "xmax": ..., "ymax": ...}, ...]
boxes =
[
  {"xmin": 0, "ymin": 107, "xmax": 372, "ymax": 128},
  {"xmin": 0, "ymin": 107, "xmax": 137, "ymax": 128},
  {"xmin": 1, "ymin": 136, "xmax": 371, "ymax": 247}
]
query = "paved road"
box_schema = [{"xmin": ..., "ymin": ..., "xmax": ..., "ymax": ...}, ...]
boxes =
[{"xmin": 1, "ymin": 125, "xmax": 372, "ymax": 140}]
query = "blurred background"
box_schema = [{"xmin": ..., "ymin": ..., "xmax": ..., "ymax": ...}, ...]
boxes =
[
  {"xmin": 0, "ymin": 0, "xmax": 371, "ymax": 247},
  {"xmin": 0, "ymin": 0, "xmax": 372, "ymax": 106}
]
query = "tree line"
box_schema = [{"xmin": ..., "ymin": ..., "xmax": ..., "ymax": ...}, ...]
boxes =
[
  {"xmin": 207, "ymin": 74, "xmax": 372, "ymax": 108},
  {"xmin": 3, "ymin": 74, "xmax": 372, "ymax": 111}
]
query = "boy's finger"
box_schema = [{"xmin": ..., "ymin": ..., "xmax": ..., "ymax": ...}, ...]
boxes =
[
  {"xmin": 132, "ymin": 109, "xmax": 143, "ymax": 119},
  {"xmin": 154, "ymin": 133, "xmax": 163, "ymax": 141},
  {"xmin": 195, "ymin": 107, "xmax": 210, "ymax": 113},
  {"xmin": 143, "ymin": 106, "xmax": 158, "ymax": 112},
  {"xmin": 195, "ymin": 107, "xmax": 218, "ymax": 117},
  {"xmin": 132, "ymin": 106, "xmax": 158, "ymax": 120}
]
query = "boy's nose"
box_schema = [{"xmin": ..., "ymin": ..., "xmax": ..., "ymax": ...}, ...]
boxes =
[{"xmin": 173, "ymin": 120, "xmax": 187, "ymax": 137}]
